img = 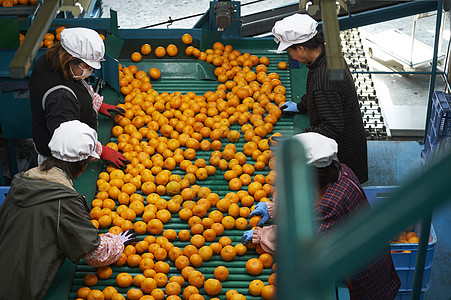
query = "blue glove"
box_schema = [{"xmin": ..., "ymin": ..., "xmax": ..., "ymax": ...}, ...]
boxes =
[
  {"xmin": 280, "ymin": 101, "xmax": 300, "ymax": 113},
  {"xmin": 241, "ymin": 229, "xmax": 254, "ymax": 245},
  {"xmin": 249, "ymin": 202, "xmax": 270, "ymax": 226}
]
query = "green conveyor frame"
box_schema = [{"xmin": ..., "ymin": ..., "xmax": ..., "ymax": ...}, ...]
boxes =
[{"xmin": 44, "ymin": 37, "xmax": 311, "ymax": 300}]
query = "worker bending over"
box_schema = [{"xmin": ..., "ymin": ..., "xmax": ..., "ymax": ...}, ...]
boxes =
[{"xmin": 0, "ymin": 121, "xmax": 138, "ymax": 300}]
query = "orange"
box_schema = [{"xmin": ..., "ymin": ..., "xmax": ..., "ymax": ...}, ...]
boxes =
[
  {"xmin": 141, "ymin": 43, "xmax": 152, "ymax": 55},
  {"xmin": 246, "ymin": 258, "xmax": 263, "ymax": 275},
  {"xmin": 83, "ymin": 273, "xmax": 98, "ymax": 286},
  {"xmin": 268, "ymin": 273, "xmax": 276, "ymax": 285},
  {"xmin": 155, "ymin": 46, "xmax": 166, "ymax": 57},
  {"xmin": 198, "ymin": 245, "xmax": 213, "ymax": 262},
  {"xmin": 210, "ymin": 223, "xmax": 224, "ymax": 236},
  {"xmin": 178, "ymin": 229, "xmax": 191, "ymax": 242},
  {"xmin": 259, "ymin": 253, "xmax": 274, "ymax": 268},
  {"xmin": 204, "ymin": 278, "xmax": 222, "ymax": 296},
  {"xmin": 154, "ymin": 272, "xmax": 169, "ymax": 287},
  {"xmin": 249, "ymin": 279, "xmax": 265, "ymax": 296},
  {"xmin": 86, "ymin": 289, "xmax": 104, "ymax": 300},
  {"xmin": 190, "ymin": 234, "xmax": 206, "ymax": 248},
  {"xmin": 116, "ymin": 272, "xmax": 133, "ymax": 288},
  {"xmin": 234, "ymin": 243, "xmax": 247, "ymax": 256},
  {"xmin": 102, "ymin": 286, "xmax": 117, "ymax": 299},
  {"xmin": 131, "ymin": 52, "xmax": 142, "ymax": 62},
  {"xmin": 169, "ymin": 275, "xmax": 185, "ymax": 287},
  {"xmin": 111, "ymin": 293, "xmax": 126, "ymax": 300},
  {"xmin": 151, "ymin": 288, "xmax": 165, "ymax": 300},
  {"xmin": 127, "ymin": 254, "xmax": 142, "ymax": 267},
  {"xmin": 182, "ymin": 33, "xmax": 193, "ymax": 45},
  {"xmin": 167, "ymin": 44, "xmax": 178, "ymax": 56},
  {"xmin": 188, "ymin": 270, "xmax": 205, "ymax": 288},
  {"xmin": 189, "ymin": 253, "xmax": 203, "ymax": 267},
  {"xmin": 261, "ymin": 284, "xmax": 276, "ymax": 300},
  {"xmin": 127, "ymin": 288, "xmax": 143, "ymax": 300},
  {"xmin": 226, "ymin": 290, "xmax": 239, "ymax": 300},
  {"xmin": 175, "ymin": 255, "xmax": 190, "ymax": 270},
  {"xmin": 141, "ymin": 277, "xmax": 157, "ymax": 294},
  {"xmin": 165, "ymin": 281, "xmax": 182, "ymax": 296},
  {"xmin": 183, "ymin": 286, "xmax": 199, "ymax": 300},
  {"xmin": 147, "ymin": 219, "xmax": 164, "ymax": 235},
  {"xmin": 97, "ymin": 266, "xmax": 113, "ymax": 280},
  {"xmin": 77, "ymin": 287, "xmax": 91, "ymax": 298},
  {"xmin": 214, "ymin": 266, "xmax": 229, "ymax": 281},
  {"xmin": 220, "ymin": 245, "xmax": 236, "ymax": 261}
]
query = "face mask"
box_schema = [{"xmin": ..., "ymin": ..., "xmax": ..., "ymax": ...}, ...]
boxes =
[{"xmin": 71, "ymin": 64, "xmax": 93, "ymax": 79}]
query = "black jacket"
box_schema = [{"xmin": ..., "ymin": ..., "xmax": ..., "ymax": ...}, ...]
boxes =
[
  {"xmin": 0, "ymin": 168, "xmax": 100, "ymax": 300},
  {"xmin": 29, "ymin": 54, "xmax": 97, "ymax": 157},
  {"xmin": 297, "ymin": 49, "xmax": 368, "ymax": 183}
]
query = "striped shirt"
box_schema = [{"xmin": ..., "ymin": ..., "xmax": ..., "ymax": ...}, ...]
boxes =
[{"xmin": 297, "ymin": 49, "xmax": 368, "ymax": 183}]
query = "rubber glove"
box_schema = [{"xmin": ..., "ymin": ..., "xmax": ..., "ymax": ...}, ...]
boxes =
[
  {"xmin": 100, "ymin": 145, "xmax": 130, "ymax": 170},
  {"xmin": 117, "ymin": 229, "xmax": 139, "ymax": 246},
  {"xmin": 241, "ymin": 229, "xmax": 254, "ymax": 245},
  {"xmin": 99, "ymin": 102, "xmax": 125, "ymax": 118},
  {"xmin": 249, "ymin": 202, "xmax": 270, "ymax": 226},
  {"xmin": 279, "ymin": 101, "xmax": 300, "ymax": 113}
]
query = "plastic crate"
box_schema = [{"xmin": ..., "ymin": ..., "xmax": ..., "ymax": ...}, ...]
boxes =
[
  {"xmin": 422, "ymin": 91, "xmax": 451, "ymax": 163},
  {"xmin": 0, "ymin": 186, "xmax": 10, "ymax": 206},
  {"xmin": 395, "ymin": 290, "xmax": 425, "ymax": 300},
  {"xmin": 363, "ymin": 186, "xmax": 436, "ymax": 292}
]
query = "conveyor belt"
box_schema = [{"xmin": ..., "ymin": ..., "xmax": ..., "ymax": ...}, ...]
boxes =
[{"xmin": 68, "ymin": 49, "xmax": 295, "ymax": 299}]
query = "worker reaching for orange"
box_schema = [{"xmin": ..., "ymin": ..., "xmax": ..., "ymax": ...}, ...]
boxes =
[
  {"xmin": 0, "ymin": 121, "xmax": 138, "ymax": 300},
  {"xmin": 242, "ymin": 132, "xmax": 400, "ymax": 299},
  {"xmin": 29, "ymin": 27, "xmax": 128, "ymax": 169}
]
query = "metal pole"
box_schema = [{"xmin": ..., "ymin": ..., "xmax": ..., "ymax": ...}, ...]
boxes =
[
  {"xmin": 411, "ymin": 213, "xmax": 433, "ymax": 300},
  {"xmin": 424, "ymin": 0, "xmax": 444, "ymax": 141},
  {"xmin": 8, "ymin": 0, "xmax": 59, "ymax": 78}
]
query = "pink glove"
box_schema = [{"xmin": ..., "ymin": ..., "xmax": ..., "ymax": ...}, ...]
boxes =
[
  {"xmin": 100, "ymin": 145, "xmax": 129, "ymax": 169},
  {"xmin": 99, "ymin": 102, "xmax": 125, "ymax": 118}
]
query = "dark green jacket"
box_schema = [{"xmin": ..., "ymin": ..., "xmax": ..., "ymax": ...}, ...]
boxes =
[{"xmin": 0, "ymin": 172, "xmax": 100, "ymax": 300}]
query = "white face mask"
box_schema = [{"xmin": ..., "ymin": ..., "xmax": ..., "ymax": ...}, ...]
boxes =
[{"xmin": 71, "ymin": 64, "xmax": 93, "ymax": 80}]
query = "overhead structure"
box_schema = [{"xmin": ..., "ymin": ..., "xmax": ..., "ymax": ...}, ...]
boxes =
[{"xmin": 8, "ymin": 0, "xmax": 98, "ymax": 78}]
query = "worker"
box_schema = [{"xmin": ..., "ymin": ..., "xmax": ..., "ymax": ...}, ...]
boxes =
[
  {"xmin": 0, "ymin": 120, "xmax": 138, "ymax": 300},
  {"xmin": 242, "ymin": 132, "xmax": 400, "ymax": 299},
  {"xmin": 273, "ymin": 14, "xmax": 368, "ymax": 183},
  {"xmin": 29, "ymin": 27, "xmax": 128, "ymax": 169}
]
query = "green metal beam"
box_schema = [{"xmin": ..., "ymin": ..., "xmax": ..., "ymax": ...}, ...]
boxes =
[
  {"xmin": 275, "ymin": 138, "xmax": 451, "ymax": 299},
  {"xmin": 320, "ymin": 0, "xmax": 345, "ymax": 80},
  {"xmin": 275, "ymin": 138, "xmax": 334, "ymax": 300},
  {"xmin": 9, "ymin": 0, "xmax": 59, "ymax": 78}
]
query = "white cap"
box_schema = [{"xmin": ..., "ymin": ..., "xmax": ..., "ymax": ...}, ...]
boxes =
[
  {"xmin": 293, "ymin": 132, "xmax": 338, "ymax": 167},
  {"xmin": 60, "ymin": 27, "xmax": 105, "ymax": 69},
  {"xmin": 49, "ymin": 120, "xmax": 100, "ymax": 162},
  {"xmin": 272, "ymin": 14, "xmax": 318, "ymax": 52}
]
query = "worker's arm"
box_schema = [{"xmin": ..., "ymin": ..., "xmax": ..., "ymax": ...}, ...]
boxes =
[
  {"xmin": 252, "ymin": 225, "xmax": 277, "ymax": 255},
  {"xmin": 304, "ymin": 90, "xmax": 344, "ymax": 140}
]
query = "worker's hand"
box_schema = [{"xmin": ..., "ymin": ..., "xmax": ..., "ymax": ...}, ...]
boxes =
[
  {"xmin": 280, "ymin": 101, "xmax": 300, "ymax": 113},
  {"xmin": 249, "ymin": 202, "xmax": 270, "ymax": 226},
  {"xmin": 99, "ymin": 102, "xmax": 125, "ymax": 118},
  {"xmin": 117, "ymin": 229, "xmax": 139, "ymax": 246},
  {"xmin": 241, "ymin": 229, "xmax": 254, "ymax": 245},
  {"xmin": 100, "ymin": 145, "xmax": 129, "ymax": 170}
]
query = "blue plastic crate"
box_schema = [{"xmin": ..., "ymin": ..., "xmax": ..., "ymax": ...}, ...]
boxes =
[
  {"xmin": 395, "ymin": 290, "xmax": 425, "ymax": 300},
  {"xmin": 422, "ymin": 91, "xmax": 451, "ymax": 163},
  {"xmin": 0, "ymin": 186, "xmax": 10, "ymax": 206},
  {"xmin": 363, "ymin": 186, "xmax": 436, "ymax": 292}
]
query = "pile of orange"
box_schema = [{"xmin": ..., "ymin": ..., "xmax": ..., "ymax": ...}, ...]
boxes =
[
  {"xmin": 80, "ymin": 34, "xmax": 285, "ymax": 300},
  {"xmin": 19, "ymin": 27, "xmax": 105, "ymax": 48},
  {"xmin": 391, "ymin": 230, "xmax": 419, "ymax": 244}
]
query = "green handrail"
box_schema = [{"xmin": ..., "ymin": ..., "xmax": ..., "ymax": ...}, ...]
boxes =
[{"xmin": 275, "ymin": 138, "xmax": 451, "ymax": 299}]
